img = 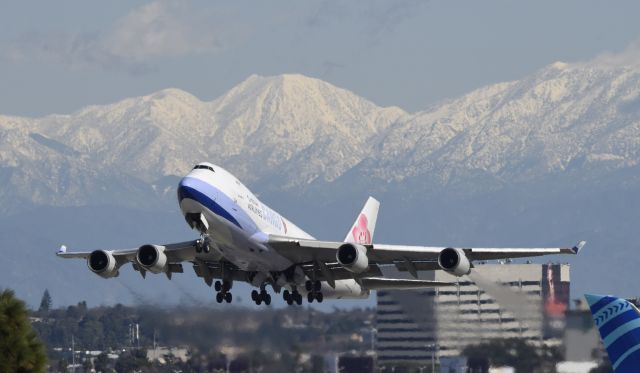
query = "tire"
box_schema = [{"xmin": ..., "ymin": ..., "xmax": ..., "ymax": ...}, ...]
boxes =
[
  {"xmin": 316, "ymin": 292, "xmax": 323, "ymax": 303},
  {"xmin": 283, "ymin": 290, "xmax": 290, "ymax": 301},
  {"xmin": 214, "ymin": 281, "xmax": 222, "ymax": 292},
  {"xmin": 314, "ymin": 281, "xmax": 321, "ymax": 292},
  {"xmin": 305, "ymin": 281, "xmax": 312, "ymax": 292},
  {"xmin": 216, "ymin": 292, "xmax": 223, "ymax": 303},
  {"xmin": 286, "ymin": 298, "xmax": 293, "ymax": 305},
  {"xmin": 307, "ymin": 292, "xmax": 314, "ymax": 303},
  {"xmin": 251, "ymin": 290, "xmax": 259, "ymax": 301},
  {"xmin": 296, "ymin": 294, "xmax": 303, "ymax": 305},
  {"xmin": 225, "ymin": 292, "xmax": 232, "ymax": 303},
  {"xmin": 265, "ymin": 294, "xmax": 271, "ymax": 305}
]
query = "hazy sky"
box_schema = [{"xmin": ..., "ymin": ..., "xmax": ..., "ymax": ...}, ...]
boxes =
[{"xmin": 2, "ymin": 1, "xmax": 640, "ymax": 116}]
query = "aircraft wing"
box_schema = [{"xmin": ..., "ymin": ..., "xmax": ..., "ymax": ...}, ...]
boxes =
[
  {"xmin": 56, "ymin": 240, "xmax": 201, "ymax": 278},
  {"xmin": 56, "ymin": 246, "xmax": 138, "ymax": 261},
  {"xmin": 267, "ymin": 235, "xmax": 586, "ymax": 264},
  {"xmin": 56, "ymin": 240, "xmax": 199, "ymax": 261}
]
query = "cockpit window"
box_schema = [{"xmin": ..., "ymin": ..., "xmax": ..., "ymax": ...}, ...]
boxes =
[{"xmin": 193, "ymin": 165, "xmax": 215, "ymax": 172}]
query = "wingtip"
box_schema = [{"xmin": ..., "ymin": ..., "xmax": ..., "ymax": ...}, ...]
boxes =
[
  {"xmin": 572, "ymin": 240, "xmax": 587, "ymax": 254},
  {"xmin": 56, "ymin": 245, "xmax": 67, "ymax": 255}
]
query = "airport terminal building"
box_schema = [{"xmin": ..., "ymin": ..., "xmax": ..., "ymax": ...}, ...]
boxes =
[{"xmin": 375, "ymin": 263, "xmax": 570, "ymax": 365}]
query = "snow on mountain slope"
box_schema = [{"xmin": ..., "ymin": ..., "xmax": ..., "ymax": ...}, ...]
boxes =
[
  {"xmin": 1, "ymin": 63, "xmax": 640, "ymax": 213},
  {"xmin": 0, "ymin": 74, "xmax": 407, "ymax": 212},
  {"xmin": 368, "ymin": 62, "xmax": 640, "ymax": 185}
]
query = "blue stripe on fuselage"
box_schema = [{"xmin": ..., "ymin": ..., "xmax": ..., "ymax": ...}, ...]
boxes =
[{"xmin": 177, "ymin": 177, "xmax": 243, "ymax": 229}]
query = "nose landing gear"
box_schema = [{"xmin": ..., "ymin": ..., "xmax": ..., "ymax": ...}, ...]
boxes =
[{"xmin": 195, "ymin": 234, "xmax": 211, "ymax": 253}]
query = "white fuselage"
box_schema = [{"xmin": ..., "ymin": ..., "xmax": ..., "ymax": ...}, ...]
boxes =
[{"xmin": 177, "ymin": 163, "xmax": 313, "ymax": 272}]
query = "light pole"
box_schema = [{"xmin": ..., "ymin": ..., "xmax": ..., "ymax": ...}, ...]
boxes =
[
  {"xmin": 370, "ymin": 327, "xmax": 377, "ymax": 353},
  {"xmin": 425, "ymin": 344, "xmax": 435, "ymax": 373}
]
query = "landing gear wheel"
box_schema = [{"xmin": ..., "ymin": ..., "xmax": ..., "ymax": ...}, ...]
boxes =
[
  {"xmin": 216, "ymin": 292, "xmax": 223, "ymax": 303},
  {"xmin": 283, "ymin": 290, "xmax": 290, "ymax": 300},
  {"xmin": 294, "ymin": 292, "xmax": 303, "ymax": 305},
  {"xmin": 286, "ymin": 298, "xmax": 293, "ymax": 305},
  {"xmin": 214, "ymin": 281, "xmax": 222, "ymax": 292},
  {"xmin": 307, "ymin": 292, "xmax": 314, "ymax": 303},
  {"xmin": 315, "ymin": 292, "xmax": 323, "ymax": 303},
  {"xmin": 305, "ymin": 281, "xmax": 312, "ymax": 292},
  {"xmin": 225, "ymin": 292, "xmax": 232, "ymax": 303},
  {"xmin": 251, "ymin": 290, "xmax": 259, "ymax": 302},
  {"xmin": 264, "ymin": 294, "xmax": 272, "ymax": 305},
  {"xmin": 314, "ymin": 281, "xmax": 321, "ymax": 292}
]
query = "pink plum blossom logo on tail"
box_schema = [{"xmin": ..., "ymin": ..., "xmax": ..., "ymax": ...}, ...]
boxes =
[{"xmin": 352, "ymin": 214, "xmax": 372, "ymax": 245}]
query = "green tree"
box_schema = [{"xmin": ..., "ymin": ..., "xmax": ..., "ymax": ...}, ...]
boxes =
[
  {"xmin": 94, "ymin": 352, "xmax": 113, "ymax": 373},
  {"xmin": 0, "ymin": 289, "xmax": 47, "ymax": 372},
  {"xmin": 38, "ymin": 289, "xmax": 52, "ymax": 315},
  {"xmin": 114, "ymin": 349, "xmax": 148, "ymax": 373}
]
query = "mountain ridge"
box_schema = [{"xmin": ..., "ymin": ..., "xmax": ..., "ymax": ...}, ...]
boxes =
[{"xmin": 1, "ymin": 63, "xmax": 640, "ymax": 213}]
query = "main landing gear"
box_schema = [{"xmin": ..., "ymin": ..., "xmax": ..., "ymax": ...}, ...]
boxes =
[
  {"xmin": 283, "ymin": 288, "xmax": 303, "ymax": 305},
  {"xmin": 214, "ymin": 280, "xmax": 232, "ymax": 303},
  {"xmin": 251, "ymin": 285, "xmax": 272, "ymax": 306},
  {"xmin": 305, "ymin": 280, "xmax": 323, "ymax": 303}
]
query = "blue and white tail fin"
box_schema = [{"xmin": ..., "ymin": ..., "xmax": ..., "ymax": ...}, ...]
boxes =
[
  {"xmin": 586, "ymin": 293, "xmax": 640, "ymax": 372},
  {"xmin": 344, "ymin": 197, "xmax": 380, "ymax": 245}
]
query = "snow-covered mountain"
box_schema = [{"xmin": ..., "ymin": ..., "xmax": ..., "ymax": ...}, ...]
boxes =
[
  {"xmin": 0, "ymin": 74, "xmax": 407, "ymax": 213},
  {"xmin": 2, "ymin": 62, "xmax": 640, "ymax": 215},
  {"xmin": 369, "ymin": 62, "xmax": 640, "ymax": 185}
]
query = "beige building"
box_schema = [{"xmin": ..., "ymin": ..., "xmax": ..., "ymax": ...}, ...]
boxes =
[{"xmin": 376, "ymin": 263, "xmax": 570, "ymax": 365}]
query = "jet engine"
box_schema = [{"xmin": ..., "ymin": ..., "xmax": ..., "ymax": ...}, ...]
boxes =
[
  {"xmin": 87, "ymin": 250, "xmax": 118, "ymax": 278},
  {"xmin": 336, "ymin": 243, "xmax": 369, "ymax": 273},
  {"xmin": 319, "ymin": 279, "xmax": 369, "ymax": 299},
  {"xmin": 136, "ymin": 245, "xmax": 168, "ymax": 274},
  {"xmin": 437, "ymin": 247, "xmax": 471, "ymax": 276}
]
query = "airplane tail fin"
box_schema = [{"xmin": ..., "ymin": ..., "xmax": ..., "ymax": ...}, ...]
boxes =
[
  {"xmin": 586, "ymin": 293, "xmax": 640, "ymax": 372},
  {"xmin": 344, "ymin": 197, "xmax": 380, "ymax": 245}
]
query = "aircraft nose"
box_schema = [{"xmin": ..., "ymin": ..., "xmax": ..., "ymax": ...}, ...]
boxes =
[{"xmin": 177, "ymin": 177, "xmax": 195, "ymax": 202}]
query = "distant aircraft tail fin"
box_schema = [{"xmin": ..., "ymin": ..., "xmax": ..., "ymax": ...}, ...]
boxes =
[
  {"xmin": 586, "ymin": 293, "xmax": 640, "ymax": 372},
  {"xmin": 344, "ymin": 197, "xmax": 380, "ymax": 245}
]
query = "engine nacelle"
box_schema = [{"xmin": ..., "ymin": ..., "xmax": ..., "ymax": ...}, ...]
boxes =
[
  {"xmin": 136, "ymin": 245, "xmax": 168, "ymax": 274},
  {"xmin": 438, "ymin": 247, "xmax": 471, "ymax": 276},
  {"xmin": 87, "ymin": 250, "xmax": 118, "ymax": 278},
  {"xmin": 319, "ymin": 279, "xmax": 369, "ymax": 299},
  {"xmin": 336, "ymin": 243, "xmax": 369, "ymax": 273}
]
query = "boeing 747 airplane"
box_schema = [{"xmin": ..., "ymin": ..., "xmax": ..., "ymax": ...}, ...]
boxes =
[{"xmin": 58, "ymin": 162, "xmax": 585, "ymax": 306}]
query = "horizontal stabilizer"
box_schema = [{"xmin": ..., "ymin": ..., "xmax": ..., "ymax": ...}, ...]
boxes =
[{"xmin": 359, "ymin": 277, "xmax": 452, "ymax": 290}]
